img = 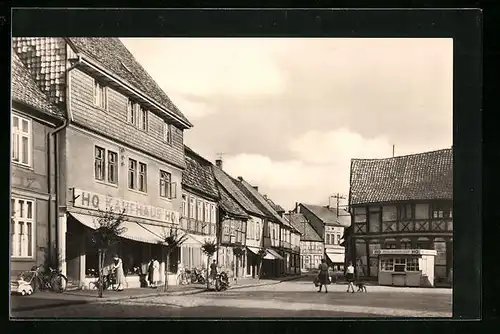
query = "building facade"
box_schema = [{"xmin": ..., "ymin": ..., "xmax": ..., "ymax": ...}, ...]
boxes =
[
  {"xmin": 287, "ymin": 213, "xmax": 324, "ymax": 271},
  {"xmin": 10, "ymin": 50, "xmax": 66, "ymax": 278},
  {"xmin": 12, "ymin": 37, "xmax": 193, "ymax": 288},
  {"xmin": 348, "ymin": 149, "xmax": 453, "ymax": 284},
  {"xmin": 296, "ymin": 203, "xmax": 350, "ymax": 270},
  {"xmin": 179, "ymin": 146, "xmax": 219, "ymax": 271}
]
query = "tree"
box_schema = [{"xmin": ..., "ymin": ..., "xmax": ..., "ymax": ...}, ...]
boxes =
[
  {"xmin": 256, "ymin": 248, "xmax": 267, "ymax": 280},
  {"xmin": 90, "ymin": 208, "xmax": 127, "ymax": 298},
  {"xmin": 232, "ymin": 246, "xmax": 245, "ymax": 279},
  {"xmin": 159, "ymin": 227, "xmax": 188, "ymax": 292},
  {"xmin": 201, "ymin": 240, "xmax": 217, "ymax": 290}
]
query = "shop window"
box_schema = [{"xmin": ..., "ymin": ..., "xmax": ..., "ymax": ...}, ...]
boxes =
[
  {"xmin": 406, "ymin": 258, "xmax": 420, "ymax": 272},
  {"xmin": 394, "ymin": 258, "xmax": 406, "ymax": 272},
  {"xmin": 380, "ymin": 258, "xmax": 394, "ymax": 271},
  {"xmin": 11, "ymin": 114, "xmax": 31, "ymax": 166},
  {"xmin": 11, "ymin": 198, "xmax": 35, "ymax": 258}
]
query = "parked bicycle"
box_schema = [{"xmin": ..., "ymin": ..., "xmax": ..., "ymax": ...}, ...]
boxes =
[
  {"xmin": 189, "ymin": 268, "xmax": 206, "ymax": 284},
  {"xmin": 30, "ymin": 264, "xmax": 68, "ymax": 293},
  {"xmin": 88, "ymin": 269, "xmax": 118, "ymax": 291}
]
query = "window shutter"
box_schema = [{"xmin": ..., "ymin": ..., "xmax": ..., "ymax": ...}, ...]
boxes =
[{"xmin": 170, "ymin": 182, "xmax": 177, "ymax": 199}]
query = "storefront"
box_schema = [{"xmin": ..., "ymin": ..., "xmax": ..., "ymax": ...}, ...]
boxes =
[
  {"xmin": 374, "ymin": 249, "xmax": 437, "ymax": 287},
  {"xmin": 326, "ymin": 251, "xmax": 345, "ymax": 272},
  {"xmin": 246, "ymin": 246, "xmax": 260, "ymax": 278},
  {"xmin": 64, "ymin": 188, "xmax": 182, "ymax": 289}
]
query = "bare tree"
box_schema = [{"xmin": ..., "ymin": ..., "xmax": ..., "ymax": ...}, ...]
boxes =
[
  {"xmin": 90, "ymin": 208, "xmax": 127, "ymax": 298},
  {"xmin": 159, "ymin": 227, "xmax": 187, "ymax": 292},
  {"xmin": 201, "ymin": 240, "xmax": 217, "ymax": 289}
]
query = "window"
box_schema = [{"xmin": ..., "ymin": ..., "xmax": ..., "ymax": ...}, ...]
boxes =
[
  {"xmin": 382, "ymin": 206, "xmax": 397, "ymax": 221},
  {"xmin": 128, "ymin": 159, "xmax": 137, "ymax": 189},
  {"xmin": 163, "ymin": 123, "xmax": 172, "ymax": 144},
  {"xmin": 406, "ymin": 258, "xmax": 420, "ymax": 272},
  {"xmin": 107, "ymin": 151, "xmax": 118, "ymax": 184},
  {"xmin": 159, "ymin": 170, "xmax": 173, "ymax": 198},
  {"xmin": 205, "ymin": 203, "xmax": 210, "ymax": 222},
  {"xmin": 197, "ymin": 200, "xmax": 203, "ymax": 221},
  {"xmin": 189, "ymin": 197, "xmax": 196, "ymax": 219},
  {"xmin": 399, "ymin": 204, "xmax": 413, "ymax": 219},
  {"xmin": 94, "ymin": 80, "xmax": 107, "ymax": 110},
  {"xmin": 138, "ymin": 162, "xmax": 147, "ymax": 192},
  {"xmin": 127, "ymin": 100, "xmax": 136, "ymax": 126},
  {"xmin": 11, "ymin": 198, "xmax": 35, "ymax": 258},
  {"xmin": 256, "ymin": 221, "xmax": 260, "ymax": 240},
  {"xmin": 354, "ymin": 207, "xmax": 367, "ymax": 223},
  {"xmin": 182, "ymin": 195, "xmax": 188, "ymax": 217},
  {"xmin": 415, "ymin": 204, "xmax": 430, "ymax": 219},
  {"xmin": 394, "ymin": 258, "xmax": 406, "ymax": 272},
  {"xmin": 11, "ymin": 114, "xmax": 31, "ymax": 166},
  {"xmin": 94, "ymin": 146, "xmax": 105, "ymax": 181},
  {"xmin": 138, "ymin": 106, "xmax": 148, "ymax": 131},
  {"xmin": 400, "ymin": 239, "xmax": 412, "ymax": 249},
  {"xmin": 380, "ymin": 258, "xmax": 394, "ymax": 271},
  {"xmin": 368, "ymin": 212, "xmax": 380, "ymax": 233},
  {"xmin": 211, "ymin": 204, "xmax": 216, "ymax": 223}
]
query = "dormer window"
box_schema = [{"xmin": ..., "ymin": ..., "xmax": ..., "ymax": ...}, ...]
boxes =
[
  {"xmin": 94, "ymin": 80, "xmax": 107, "ymax": 110},
  {"xmin": 163, "ymin": 122, "xmax": 172, "ymax": 144}
]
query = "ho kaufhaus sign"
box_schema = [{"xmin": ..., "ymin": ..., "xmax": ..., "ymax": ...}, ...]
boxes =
[{"xmin": 72, "ymin": 188, "xmax": 179, "ymax": 225}]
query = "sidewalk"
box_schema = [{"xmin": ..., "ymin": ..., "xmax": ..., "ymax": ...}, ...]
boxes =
[{"xmin": 11, "ymin": 275, "xmax": 302, "ymax": 312}]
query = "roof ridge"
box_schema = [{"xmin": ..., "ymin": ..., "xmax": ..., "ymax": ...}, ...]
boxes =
[{"xmin": 351, "ymin": 148, "xmax": 452, "ymax": 162}]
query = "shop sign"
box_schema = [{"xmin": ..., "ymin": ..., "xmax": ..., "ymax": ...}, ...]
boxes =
[
  {"xmin": 373, "ymin": 249, "xmax": 421, "ymax": 256},
  {"xmin": 72, "ymin": 188, "xmax": 179, "ymax": 224}
]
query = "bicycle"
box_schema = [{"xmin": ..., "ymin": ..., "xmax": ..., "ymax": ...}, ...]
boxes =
[
  {"xmin": 89, "ymin": 270, "xmax": 118, "ymax": 291},
  {"xmin": 31, "ymin": 264, "xmax": 68, "ymax": 293}
]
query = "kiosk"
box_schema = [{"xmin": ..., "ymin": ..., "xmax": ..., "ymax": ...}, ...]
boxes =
[{"xmin": 374, "ymin": 249, "xmax": 438, "ymax": 287}]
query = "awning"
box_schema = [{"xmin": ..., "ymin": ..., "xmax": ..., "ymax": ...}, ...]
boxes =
[
  {"xmin": 326, "ymin": 252, "xmax": 345, "ymax": 264},
  {"xmin": 263, "ymin": 252, "xmax": 276, "ymax": 260},
  {"xmin": 247, "ymin": 246, "xmax": 260, "ymax": 255},
  {"xmin": 266, "ymin": 248, "xmax": 284, "ymax": 260},
  {"xmin": 181, "ymin": 233, "xmax": 215, "ymax": 246},
  {"xmin": 69, "ymin": 212, "xmax": 163, "ymax": 245}
]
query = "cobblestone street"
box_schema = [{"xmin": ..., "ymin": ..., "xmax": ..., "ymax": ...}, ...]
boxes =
[{"xmin": 11, "ymin": 277, "xmax": 452, "ymax": 318}]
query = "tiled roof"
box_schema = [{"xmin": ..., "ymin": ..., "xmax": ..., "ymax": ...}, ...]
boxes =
[
  {"xmin": 182, "ymin": 146, "xmax": 219, "ymax": 200},
  {"xmin": 216, "ymin": 183, "xmax": 249, "ymax": 219},
  {"xmin": 301, "ymin": 204, "xmax": 351, "ymax": 228},
  {"xmin": 264, "ymin": 197, "xmax": 285, "ymax": 213},
  {"xmin": 235, "ymin": 178, "xmax": 292, "ymax": 228},
  {"xmin": 11, "ymin": 50, "xmax": 63, "ymax": 118},
  {"xmin": 67, "ymin": 38, "xmax": 192, "ymax": 127},
  {"xmin": 287, "ymin": 213, "xmax": 323, "ymax": 242},
  {"xmin": 212, "ymin": 166, "xmax": 265, "ymax": 217},
  {"xmin": 349, "ymin": 148, "xmax": 453, "ymax": 205}
]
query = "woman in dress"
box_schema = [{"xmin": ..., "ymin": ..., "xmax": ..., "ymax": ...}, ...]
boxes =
[
  {"xmin": 152, "ymin": 258, "xmax": 160, "ymax": 288},
  {"xmin": 112, "ymin": 255, "xmax": 125, "ymax": 291},
  {"xmin": 147, "ymin": 259, "xmax": 154, "ymax": 287},
  {"xmin": 317, "ymin": 259, "xmax": 330, "ymax": 293},
  {"xmin": 346, "ymin": 261, "xmax": 356, "ymax": 293}
]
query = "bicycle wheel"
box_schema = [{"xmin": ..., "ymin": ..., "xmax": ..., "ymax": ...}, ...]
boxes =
[{"xmin": 50, "ymin": 274, "xmax": 68, "ymax": 293}]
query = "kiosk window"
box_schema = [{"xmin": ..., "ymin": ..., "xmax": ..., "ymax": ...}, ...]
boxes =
[
  {"xmin": 406, "ymin": 258, "xmax": 420, "ymax": 272},
  {"xmin": 394, "ymin": 258, "xmax": 406, "ymax": 272},
  {"xmin": 380, "ymin": 258, "xmax": 394, "ymax": 271}
]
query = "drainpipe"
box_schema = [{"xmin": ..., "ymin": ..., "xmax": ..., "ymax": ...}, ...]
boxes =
[{"xmin": 50, "ymin": 56, "xmax": 81, "ymax": 269}]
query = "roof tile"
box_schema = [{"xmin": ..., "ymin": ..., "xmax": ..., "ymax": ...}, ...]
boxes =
[
  {"xmin": 301, "ymin": 203, "xmax": 351, "ymax": 228},
  {"xmin": 286, "ymin": 213, "xmax": 323, "ymax": 242},
  {"xmin": 349, "ymin": 148, "xmax": 453, "ymax": 205},
  {"xmin": 182, "ymin": 146, "xmax": 219, "ymax": 200}
]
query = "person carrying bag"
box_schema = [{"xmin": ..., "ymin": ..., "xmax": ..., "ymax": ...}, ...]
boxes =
[{"xmin": 316, "ymin": 259, "xmax": 330, "ymax": 293}]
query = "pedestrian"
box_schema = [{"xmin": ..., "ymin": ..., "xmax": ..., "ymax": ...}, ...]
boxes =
[
  {"xmin": 317, "ymin": 259, "xmax": 330, "ymax": 293},
  {"xmin": 210, "ymin": 259, "xmax": 218, "ymax": 281},
  {"xmin": 147, "ymin": 259, "xmax": 154, "ymax": 287},
  {"xmin": 152, "ymin": 258, "xmax": 160, "ymax": 288},
  {"xmin": 112, "ymin": 255, "xmax": 125, "ymax": 291},
  {"xmin": 346, "ymin": 261, "xmax": 355, "ymax": 293}
]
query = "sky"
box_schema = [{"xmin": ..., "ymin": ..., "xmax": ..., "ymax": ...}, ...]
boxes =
[{"xmin": 121, "ymin": 38, "xmax": 453, "ymax": 211}]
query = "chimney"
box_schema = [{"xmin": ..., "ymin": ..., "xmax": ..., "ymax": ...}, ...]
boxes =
[
  {"xmin": 215, "ymin": 159, "xmax": 223, "ymax": 169},
  {"xmin": 295, "ymin": 202, "xmax": 300, "ymax": 213},
  {"xmin": 237, "ymin": 176, "xmax": 243, "ymax": 181},
  {"xmin": 263, "ymin": 194, "xmax": 267, "ymax": 199},
  {"xmin": 253, "ymin": 186, "xmax": 259, "ymax": 191}
]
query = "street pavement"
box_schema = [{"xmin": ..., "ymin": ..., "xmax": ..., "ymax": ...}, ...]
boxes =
[{"xmin": 11, "ymin": 276, "xmax": 452, "ymax": 318}]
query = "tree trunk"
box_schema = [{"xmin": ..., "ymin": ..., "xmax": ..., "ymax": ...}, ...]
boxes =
[
  {"xmin": 164, "ymin": 250, "xmax": 170, "ymax": 291},
  {"xmin": 98, "ymin": 250, "xmax": 103, "ymax": 298},
  {"xmin": 258, "ymin": 260, "xmax": 262, "ymax": 281},
  {"xmin": 206, "ymin": 255, "xmax": 210, "ymax": 290}
]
